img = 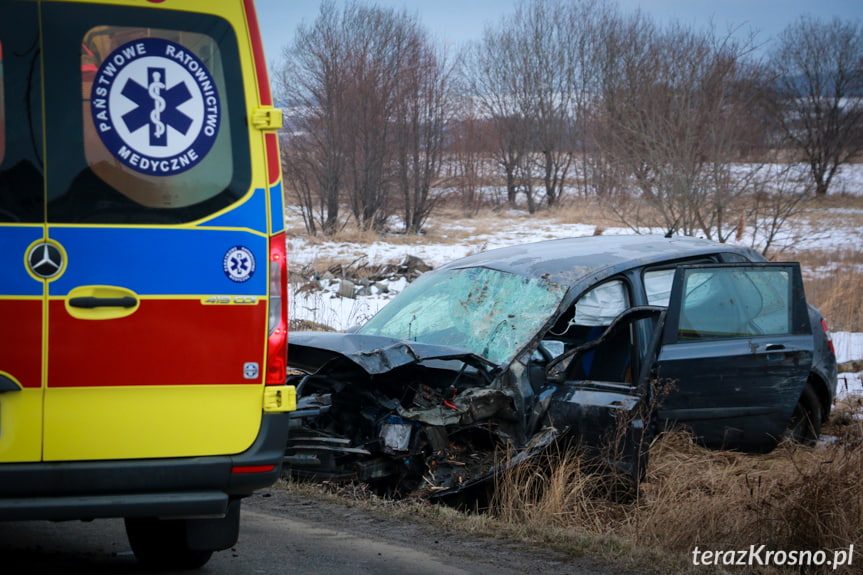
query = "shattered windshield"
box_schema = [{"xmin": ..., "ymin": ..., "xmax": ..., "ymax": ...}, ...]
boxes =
[{"xmin": 357, "ymin": 266, "xmax": 567, "ymax": 365}]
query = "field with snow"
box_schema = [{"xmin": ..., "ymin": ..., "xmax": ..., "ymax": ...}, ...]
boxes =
[{"xmin": 285, "ymin": 164, "xmax": 863, "ymax": 401}]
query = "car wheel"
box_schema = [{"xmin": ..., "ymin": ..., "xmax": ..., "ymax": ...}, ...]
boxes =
[
  {"xmin": 124, "ymin": 517, "xmax": 214, "ymax": 570},
  {"xmin": 786, "ymin": 383, "xmax": 822, "ymax": 447}
]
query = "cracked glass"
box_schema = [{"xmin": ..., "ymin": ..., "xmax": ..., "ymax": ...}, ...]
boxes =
[{"xmin": 358, "ymin": 266, "xmax": 567, "ymax": 365}]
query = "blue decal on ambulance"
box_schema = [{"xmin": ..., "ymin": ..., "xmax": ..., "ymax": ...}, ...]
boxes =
[
  {"xmin": 90, "ymin": 38, "xmax": 221, "ymax": 175},
  {"xmin": 223, "ymin": 246, "xmax": 256, "ymax": 283}
]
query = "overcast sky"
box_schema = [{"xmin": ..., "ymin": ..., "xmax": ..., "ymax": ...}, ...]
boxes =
[{"xmin": 256, "ymin": 0, "xmax": 863, "ymax": 67}]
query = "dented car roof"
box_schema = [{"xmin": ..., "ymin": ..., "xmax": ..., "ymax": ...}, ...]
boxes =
[{"xmin": 442, "ymin": 235, "xmax": 764, "ymax": 287}]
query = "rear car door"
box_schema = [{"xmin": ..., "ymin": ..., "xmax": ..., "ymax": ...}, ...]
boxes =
[
  {"xmin": 655, "ymin": 263, "xmax": 813, "ymax": 449},
  {"xmin": 43, "ymin": 3, "xmax": 267, "ymax": 462}
]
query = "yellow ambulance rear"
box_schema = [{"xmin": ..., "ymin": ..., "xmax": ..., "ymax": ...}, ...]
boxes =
[{"xmin": 0, "ymin": 0, "xmax": 293, "ymax": 568}]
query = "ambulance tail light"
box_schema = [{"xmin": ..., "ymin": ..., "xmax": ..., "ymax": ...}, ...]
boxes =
[{"xmin": 266, "ymin": 233, "xmax": 287, "ymax": 385}]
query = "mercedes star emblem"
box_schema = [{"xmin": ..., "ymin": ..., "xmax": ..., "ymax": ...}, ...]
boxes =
[{"xmin": 28, "ymin": 242, "xmax": 63, "ymax": 279}]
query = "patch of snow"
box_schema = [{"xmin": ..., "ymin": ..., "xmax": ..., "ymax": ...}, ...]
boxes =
[
  {"xmin": 837, "ymin": 372, "xmax": 863, "ymax": 399},
  {"xmin": 833, "ymin": 332, "xmax": 863, "ymax": 364}
]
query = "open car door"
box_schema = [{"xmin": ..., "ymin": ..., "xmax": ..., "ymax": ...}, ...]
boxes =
[
  {"xmin": 545, "ymin": 306, "xmax": 667, "ymax": 492},
  {"xmin": 544, "ymin": 262, "xmax": 812, "ymax": 491},
  {"xmin": 654, "ymin": 263, "xmax": 813, "ymax": 451}
]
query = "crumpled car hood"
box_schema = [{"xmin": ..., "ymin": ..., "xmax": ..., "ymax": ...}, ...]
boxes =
[
  {"xmin": 288, "ymin": 331, "xmax": 499, "ymax": 376},
  {"xmin": 284, "ymin": 331, "xmax": 552, "ymax": 498}
]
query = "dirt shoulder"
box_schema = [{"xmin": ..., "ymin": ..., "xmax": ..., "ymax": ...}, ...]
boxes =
[{"xmin": 244, "ymin": 484, "xmax": 648, "ymax": 575}]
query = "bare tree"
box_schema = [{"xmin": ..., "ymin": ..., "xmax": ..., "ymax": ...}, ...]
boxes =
[
  {"xmin": 459, "ymin": 0, "xmax": 611, "ymax": 211},
  {"xmin": 338, "ymin": 5, "xmax": 414, "ymax": 231},
  {"xmin": 276, "ymin": 1, "xmax": 347, "ymax": 235},
  {"xmin": 745, "ymin": 165, "xmax": 811, "ymax": 256},
  {"xmin": 459, "ymin": 27, "xmax": 528, "ymax": 207},
  {"xmin": 510, "ymin": 0, "xmax": 577, "ymax": 209},
  {"xmin": 445, "ymin": 106, "xmax": 495, "ymax": 214},
  {"xmin": 392, "ymin": 33, "xmax": 454, "ymax": 234},
  {"xmin": 277, "ymin": 1, "xmax": 448, "ymax": 234},
  {"xmin": 768, "ymin": 16, "xmax": 863, "ymax": 197},
  {"xmin": 593, "ymin": 17, "xmax": 781, "ymax": 243}
]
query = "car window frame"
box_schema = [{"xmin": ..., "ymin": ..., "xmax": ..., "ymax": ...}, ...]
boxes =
[{"xmin": 662, "ymin": 262, "xmax": 811, "ymax": 346}]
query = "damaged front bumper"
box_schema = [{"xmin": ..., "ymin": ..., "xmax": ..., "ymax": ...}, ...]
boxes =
[{"xmin": 284, "ymin": 332, "xmax": 560, "ymax": 498}]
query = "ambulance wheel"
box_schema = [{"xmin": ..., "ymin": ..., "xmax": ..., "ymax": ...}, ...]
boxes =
[{"xmin": 125, "ymin": 517, "xmax": 214, "ymax": 570}]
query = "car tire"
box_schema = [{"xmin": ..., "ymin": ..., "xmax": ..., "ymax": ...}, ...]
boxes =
[
  {"xmin": 787, "ymin": 383, "xmax": 822, "ymax": 446},
  {"xmin": 125, "ymin": 517, "xmax": 214, "ymax": 570}
]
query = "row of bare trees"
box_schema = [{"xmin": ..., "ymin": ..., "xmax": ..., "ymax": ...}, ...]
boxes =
[
  {"xmin": 276, "ymin": 1, "xmax": 451, "ymax": 235},
  {"xmin": 275, "ymin": 0, "xmax": 863, "ymax": 249}
]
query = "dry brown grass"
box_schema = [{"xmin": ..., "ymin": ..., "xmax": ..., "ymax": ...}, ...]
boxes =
[
  {"xmin": 485, "ymin": 423, "xmax": 863, "ymax": 574},
  {"xmin": 791, "ymin": 248, "xmax": 863, "ymax": 332},
  {"xmin": 491, "ymin": 445, "xmax": 623, "ymax": 536},
  {"xmin": 278, "ymin": 423, "xmax": 863, "ymax": 574},
  {"xmin": 545, "ymin": 196, "xmax": 617, "ymax": 227}
]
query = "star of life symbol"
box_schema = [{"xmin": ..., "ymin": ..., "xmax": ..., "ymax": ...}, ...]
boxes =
[
  {"xmin": 243, "ymin": 362, "xmax": 260, "ymax": 380},
  {"xmin": 223, "ymin": 246, "xmax": 256, "ymax": 283},
  {"xmin": 90, "ymin": 38, "xmax": 220, "ymax": 176}
]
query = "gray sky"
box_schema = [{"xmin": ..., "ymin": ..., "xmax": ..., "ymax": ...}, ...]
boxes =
[{"xmin": 256, "ymin": 0, "xmax": 863, "ymax": 66}]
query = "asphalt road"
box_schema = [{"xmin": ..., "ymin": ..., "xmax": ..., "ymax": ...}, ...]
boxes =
[{"xmin": 0, "ymin": 488, "xmax": 633, "ymax": 575}]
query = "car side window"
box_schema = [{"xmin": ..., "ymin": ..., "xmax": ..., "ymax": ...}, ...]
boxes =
[
  {"xmin": 573, "ymin": 280, "xmax": 629, "ymax": 326},
  {"xmin": 0, "ymin": 5, "xmax": 44, "ymax": 224},
  {"xmin": 678, "ymin": 268, "xmax": 792, "ymax": 340},
  {"xmin": 644, "ymin": 269, "xmax": 675, "ymax": 306},
  {"xmin": 643, "ymin": 258, "xmax": 718, "ymax": 307},
  {"xmin": 81, "ymin": 26, "xmax": 233, "ymax": 210},
  {"xmin": 544, "ymin": 280, "xmax": 641, "ymax": 384},
  {"xmin": 0, "ymin": 41, "xmax": 4, "ymax": 165},
  {"xmin": 720, "ymin": 253, "xmax": 751, "ymax": 263}
]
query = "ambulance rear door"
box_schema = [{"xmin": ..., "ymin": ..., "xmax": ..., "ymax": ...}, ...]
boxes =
[{"xmin": 38, "ymin": 1, "xmax": 270, "ymax": 462}]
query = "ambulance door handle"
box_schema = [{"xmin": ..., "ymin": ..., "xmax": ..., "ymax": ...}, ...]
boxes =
[
  {"xmin": 65, "ymin": 286, "xmax": 140, "ymax": 320},
  {"xmin": 69, "ymin": 296, "xmax": 137, "ymax": 309}
]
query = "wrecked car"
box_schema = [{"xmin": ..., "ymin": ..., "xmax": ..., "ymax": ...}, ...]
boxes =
[{"xmin": 284, "ymin": 235, "xmax": 838, "ymax": 498}]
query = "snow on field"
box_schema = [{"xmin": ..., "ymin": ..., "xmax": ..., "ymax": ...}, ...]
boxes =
[{"xmin": 834, "ymin": 332, "xmax": 863, "ymax": 398}]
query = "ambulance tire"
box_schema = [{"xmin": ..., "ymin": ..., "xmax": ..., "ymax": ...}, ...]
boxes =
[{"xmin": 125, "ymin": 517, "xmax": 214, "ymax": 570}]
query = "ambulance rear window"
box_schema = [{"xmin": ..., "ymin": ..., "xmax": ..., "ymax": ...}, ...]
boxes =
[
  {"xmin": 44, "ymin": 4, "xmax": 251, "ymax": 224},
  {"xmin": 0, "ymin": 3, "xmax": 44, "ymax": 224}
]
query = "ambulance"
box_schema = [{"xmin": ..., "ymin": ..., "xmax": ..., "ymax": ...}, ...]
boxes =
[{"xmin": 0, "ymin": 0, "xmax": 294, "ymax": 568}]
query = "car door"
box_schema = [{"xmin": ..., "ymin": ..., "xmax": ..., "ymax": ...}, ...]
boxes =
[
  {"xmin": 655, "ymin": 263, "xmax": 813, "ymax": 450},
  {"xmin": 546, "ymin": 306, "xmax": 667, "ymax": 486}
]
